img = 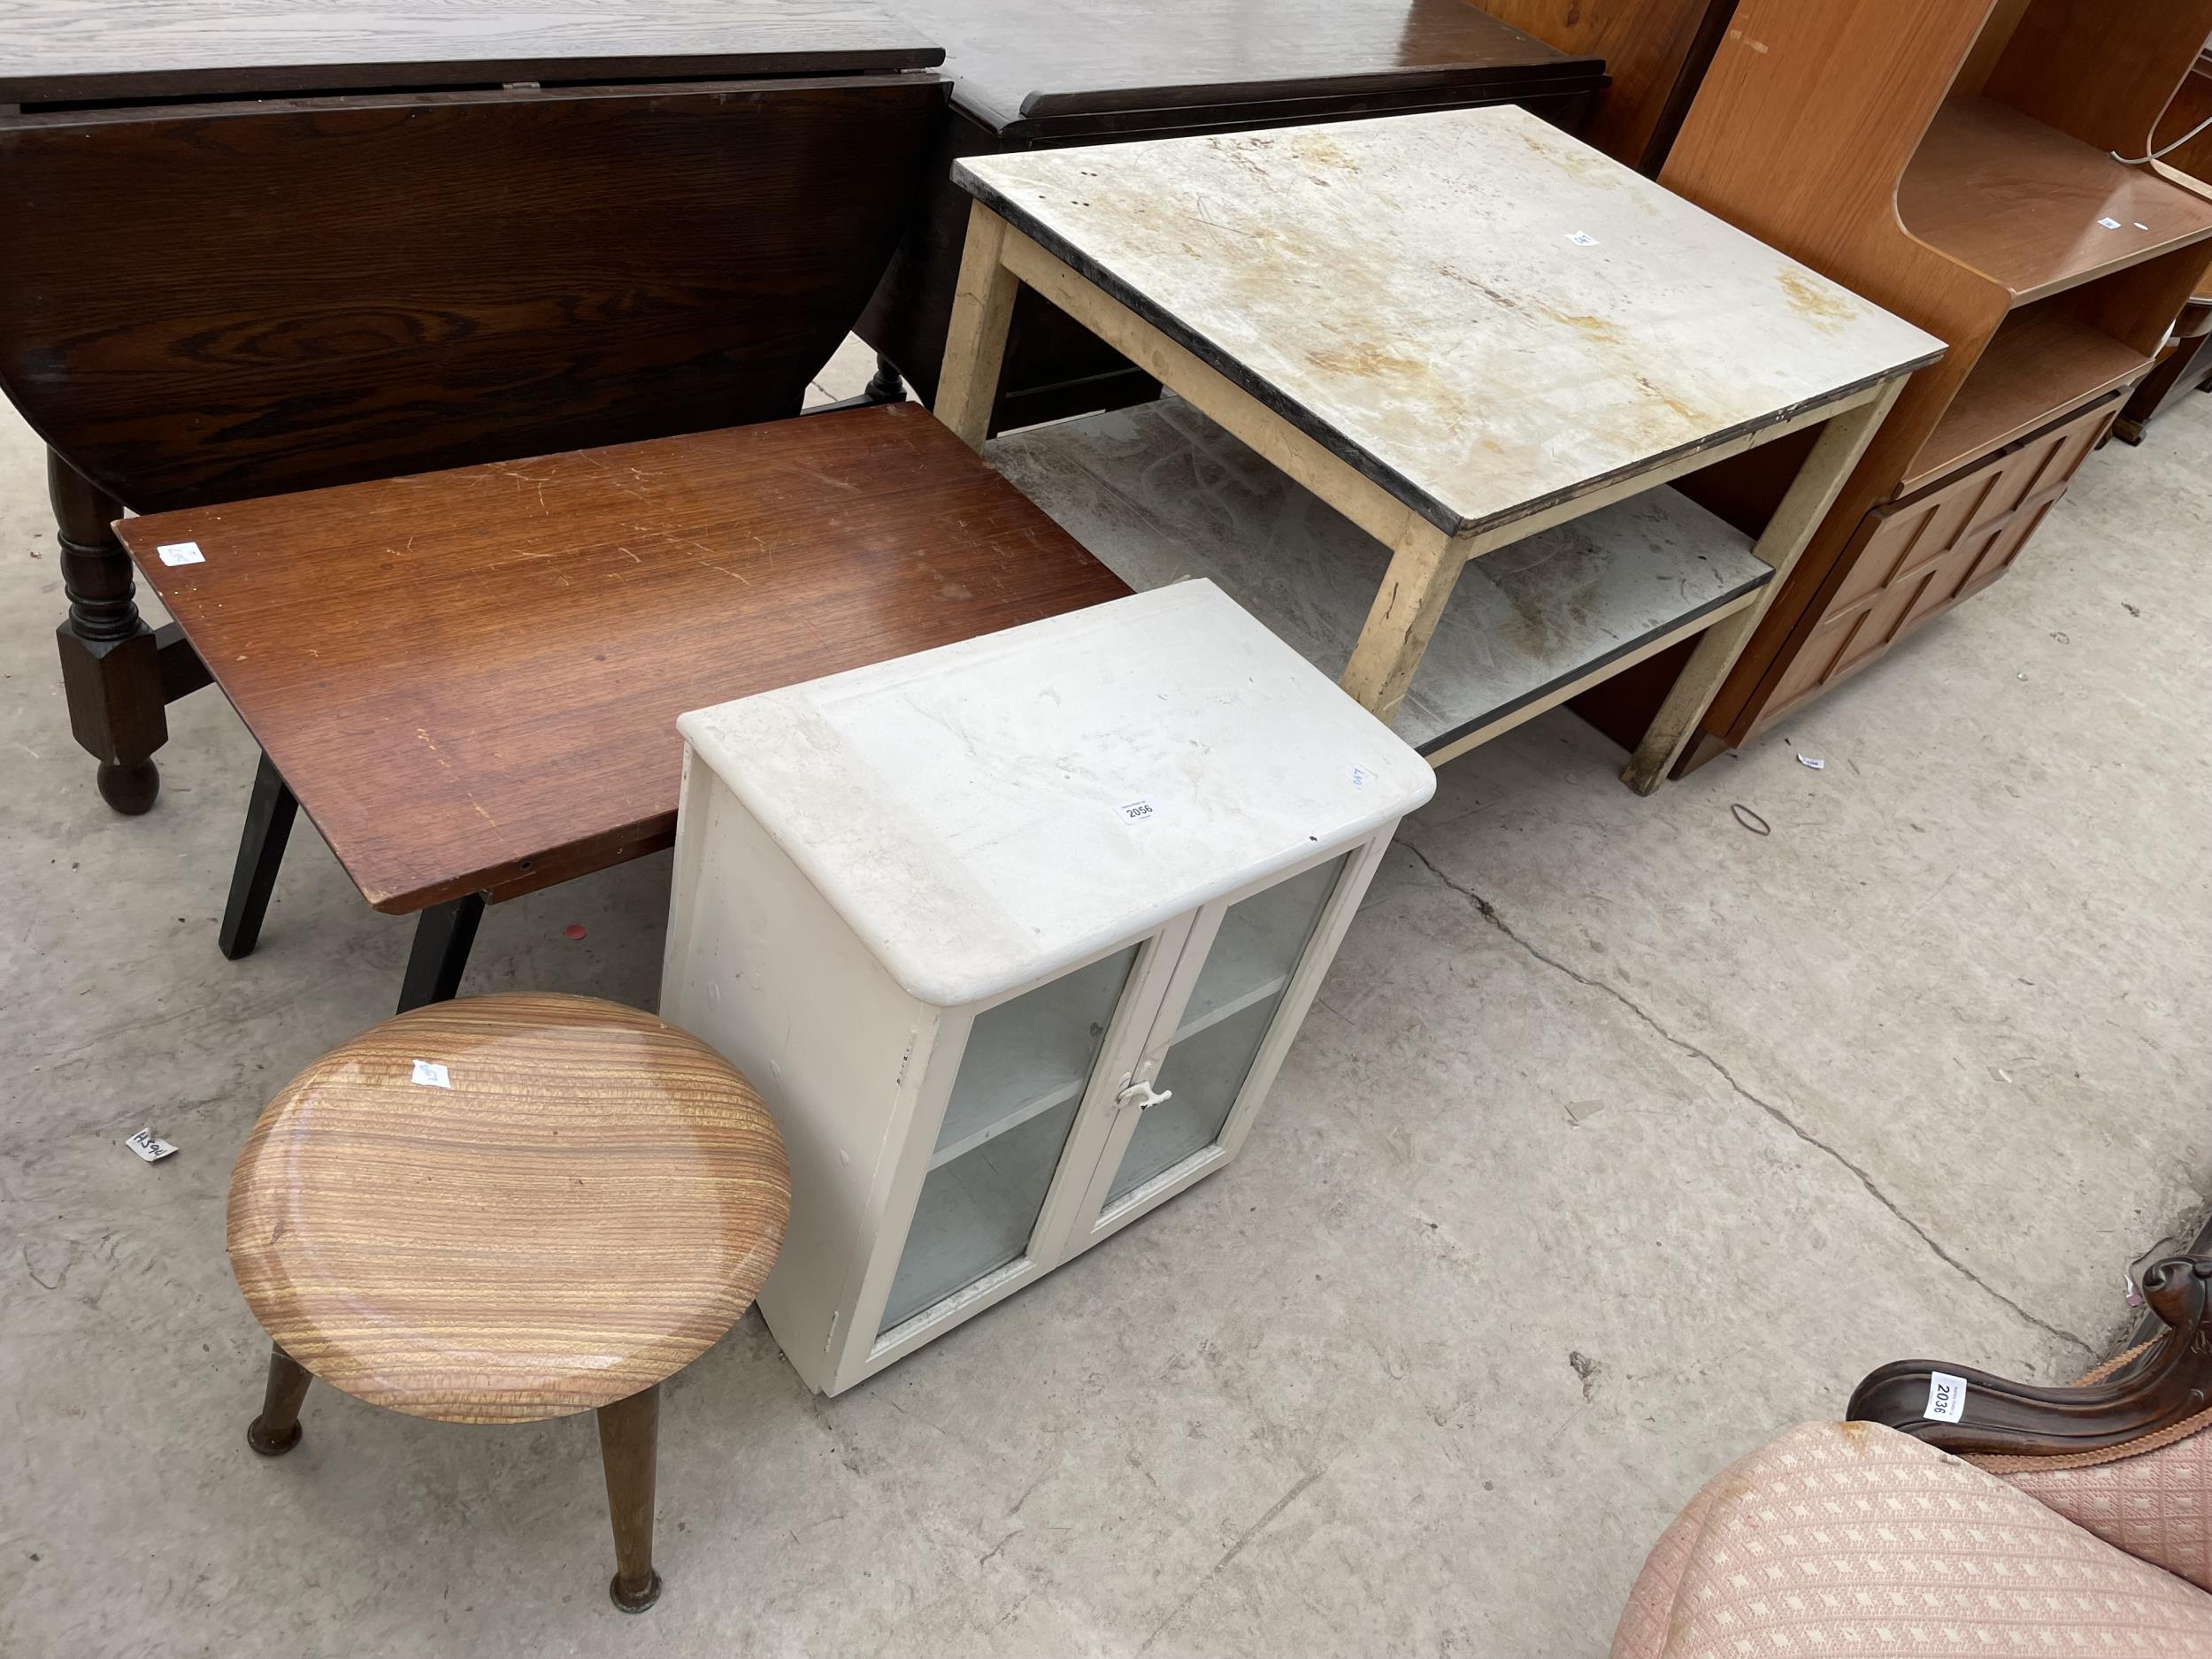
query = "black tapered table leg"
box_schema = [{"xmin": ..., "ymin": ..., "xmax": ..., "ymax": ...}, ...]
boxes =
[
  {"xmin": 220, "ymin": 751, "xmax": 298, "ymax": 961},
  {"xmin": 396, "ymin": 893, "xmax": 486, "ymax": 1014}
]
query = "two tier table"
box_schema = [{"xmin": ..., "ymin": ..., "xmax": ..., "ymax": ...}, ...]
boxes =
[{"xmin": 935, "ymin": 105, "xmax": 1945, "ymax": 788}]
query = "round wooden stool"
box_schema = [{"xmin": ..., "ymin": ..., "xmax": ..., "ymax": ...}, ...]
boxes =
[{"xmin": 227, "ymin": 993, "xmax": 789, "ymax": 1613}]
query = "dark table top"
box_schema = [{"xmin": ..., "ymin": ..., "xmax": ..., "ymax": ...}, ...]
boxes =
[
  {"xmin": 881, "ymin": 0, "xmax": 1598, "ymax": 134},
  {"xmin": 0, "ymin": 0, "xmax": 941, "ymax": 105}
]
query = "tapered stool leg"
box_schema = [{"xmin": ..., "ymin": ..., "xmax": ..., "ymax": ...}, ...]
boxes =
[
  {"xmin": 247, "ymin": 1344, "xmax": 312, "ymax": 1456},
  {"xmin": 596, "ymin": 1384, "xmax": 662, "ymax": 1612}
]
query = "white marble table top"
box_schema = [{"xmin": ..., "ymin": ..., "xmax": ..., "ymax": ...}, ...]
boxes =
[{"xmin": 956, "ymin": 105, "xmax": 1944, "ymax": 539}]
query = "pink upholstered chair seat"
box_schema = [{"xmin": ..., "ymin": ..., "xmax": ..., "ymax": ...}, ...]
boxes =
[{"xmin": 1612, "ymin": 1420, "xmax": 2212, "ymax": 1659}]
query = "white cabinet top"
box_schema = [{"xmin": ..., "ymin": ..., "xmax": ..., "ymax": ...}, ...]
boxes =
[
  {"xmin": 955, "ymin": 105, "xmax": 1945, "ymax": 539},
  {"xmin": 680, "ymin": 581, "xmax": 1434, "ymax": 1006}
]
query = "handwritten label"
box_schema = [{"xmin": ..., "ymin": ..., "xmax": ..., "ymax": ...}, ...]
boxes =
[
  {"xmin": 1349, "ymin": 765, "xmax": 1374, "ymax": 788},
  {"xmin": 1117, "ymin": 797, "xmax": 1161, "ymax": 826},
  {"xmin": 2097, "ymin": 216, "xmax": 2124, "ymax": 230},
  {"xmin": 411, "ymin": 1059, "xmax": 451, "ymax": 1088},
  {"xmin": 1924, "ymin": 1371, "xmax": 1968, "ymax": 1424},
  {"xmin": 1567, "ymin": 231, "xmax": 1599, "ymax": 247},
  {"xmin": 157, "ymin": 541, "xmax": 205, "ymax": 566},
  {"xmin": 124, "ymin": 1128, "xmax": 178, "ymax": 1163}
]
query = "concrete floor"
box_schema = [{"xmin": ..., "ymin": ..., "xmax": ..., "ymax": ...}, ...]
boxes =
[{"xmin": 3, "ymin": 345, "xmax": 2208, "ymax": 1657}]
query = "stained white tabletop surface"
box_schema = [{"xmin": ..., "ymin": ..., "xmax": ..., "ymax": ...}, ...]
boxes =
[
  {"xmin": 957, "ymin": 105, "xmax": 1944, "ymax": 538},
  {"xmin": 680, "ymin": 582, "xmax": 1435, "ymax": 1007}
]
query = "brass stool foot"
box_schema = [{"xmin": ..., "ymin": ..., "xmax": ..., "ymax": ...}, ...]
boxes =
[
  {"xmin": 609, "ymin": 1569, "xmax": 663, "ymax": 1614},
  {"xmin": 245, "ymin": 1344, "xmax": 312, "ymax": 1457},
  {"xmin": 247, "ymin": 1417, "xmax": 303, "ymax": 1456}
]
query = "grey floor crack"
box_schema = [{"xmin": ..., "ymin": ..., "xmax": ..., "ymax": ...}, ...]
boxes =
[
  {"xmin": 1135, "ymin": 1466, "xmax": 1324, "ymax": 1656},
  {"xmin": 1401, "ymin": 840, "xmax": 2097, "ymax": 1360}
]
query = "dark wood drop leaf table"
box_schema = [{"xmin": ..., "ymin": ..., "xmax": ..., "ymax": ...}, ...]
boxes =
[{"xmin": 0, "ymin": 0, "xmax": 947, "ymax": 814}]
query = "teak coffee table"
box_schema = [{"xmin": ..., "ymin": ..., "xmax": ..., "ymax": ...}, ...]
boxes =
[
  {"xmin": 933, "ymin": 105, "xmax": 1946, "ymax": 788},
  {"xmin": 116, "ymin": 405, "xmax": 1130, "ymax": 1009}
]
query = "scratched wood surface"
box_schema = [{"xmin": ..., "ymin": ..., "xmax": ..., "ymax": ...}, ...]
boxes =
[
  {"xmin": 0, "ymin": 0, "xmax": 940, "ymax": 103},
  {"xmin": 991, "ymin": 398, "xmax": 1768, "ymax": 753},
  {"xmin": 227, "ymin": 994, "xmax": 790, "ymax": 1424},
  {"xmin": 116, "ymin": 403, "xmax": 1132, "ymax": 914},
  {"xmin": 956, "ymin": 105, "xmax": 1943, "ymax": 538}
]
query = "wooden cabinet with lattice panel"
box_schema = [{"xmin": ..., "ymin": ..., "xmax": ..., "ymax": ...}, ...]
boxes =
[
  {"xmin": 1763, "ymin": 392, "xmax": 2118, "ymax": 718},
  {"xmin": 1571, "ymin": 0, "xmax": 2212, "ymax": 771}
]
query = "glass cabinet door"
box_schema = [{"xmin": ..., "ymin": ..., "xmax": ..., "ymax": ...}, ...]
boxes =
[
  {"xmin": 1101, "ymin": 853, "xmax": 1351, "ymax": 1210},
  {"xmin": 878, "ymin": 943, "xmax": 1141, "ymax": 1335}
]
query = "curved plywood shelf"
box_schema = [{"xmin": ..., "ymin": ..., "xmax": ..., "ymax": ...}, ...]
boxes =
[
  {"xmin": 1902, "ymin": 303, "xmax": 2147, "ymax": 491},
  {"xmin": 1900, "ymin": 98, "xmax": 2212, "ymax": 303}
]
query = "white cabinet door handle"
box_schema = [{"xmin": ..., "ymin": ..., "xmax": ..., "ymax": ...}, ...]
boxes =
[{"xmin": 1117, "ymin": 1082, "xmax": 1173, "ymax": 1111}]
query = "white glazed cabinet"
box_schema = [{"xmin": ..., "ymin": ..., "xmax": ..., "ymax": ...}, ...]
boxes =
[{"xmin": 662, "ymin": 582, "xmax": 1433, "ymax": 1394}]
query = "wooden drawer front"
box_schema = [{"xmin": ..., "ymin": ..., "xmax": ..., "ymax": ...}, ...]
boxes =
[{"xmin": 1766, "ymin": 393, "xmax": 2116, "ymax": 718}]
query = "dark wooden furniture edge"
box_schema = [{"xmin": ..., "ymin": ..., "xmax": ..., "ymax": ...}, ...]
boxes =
[
  {"xmin": 952, "ymin": 162, "xmax": 1944, "ymax": 540},
  {"xmin": 2131, "ymin": 1215, "xmax": 2212, "ymax": 1348},
  {"xmin": 1, "ymin": 48, "xmax": 945, "ymax": 108},
  {"xmin": 1632, "ymin": 0, "xmax": 1740, "ymax": 175},
  {"xmin": 1009, "ymin": 58, "xmax": 1603, "ymax": 124},
  {"xmin": 996, "ymin": 69, "xmax": 1606, "ymax": 142},
  {"xmin": 1848, "ymin": 1253, "xmax": 2212, "ymax": 1456}
]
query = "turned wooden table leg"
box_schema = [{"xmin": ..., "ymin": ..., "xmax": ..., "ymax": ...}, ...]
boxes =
[
  {"xmin": 863, "ymin": 353, "xmax": 908, "ymax": 405},
  {"xmin": 596, "ymin": 1384, "xmax": 663, "ymax": 1613},
  {"xmin": 49, "ymin": 449, "xmax": 166, "ymax": 815},
  {"xmin": 247, "ymin": 1344, "xmax": 312, "ymax": 1456}
]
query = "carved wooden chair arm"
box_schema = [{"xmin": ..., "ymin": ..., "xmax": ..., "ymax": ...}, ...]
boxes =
[{"xmin": 1848, "ymin": 1254, "xmax": 2212, "ymax": 1457}]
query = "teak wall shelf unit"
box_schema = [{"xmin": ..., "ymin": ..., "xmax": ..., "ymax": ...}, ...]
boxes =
[{"xmin": 1575, "ymin": 0, "xmax": 2212, "ymax": 770}]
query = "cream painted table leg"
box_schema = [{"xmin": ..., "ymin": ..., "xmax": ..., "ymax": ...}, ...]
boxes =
[
  {"xmin": 1338, "ymin": 516, "xmax": 1471, "ymax": 728},
  {"xmin": 1620, "ymin": 373, "xmax": 1909, "ymax": 795},
  {"xmin": 935, "ymin": 203, "xmax": 1022, "ymax": 450}
]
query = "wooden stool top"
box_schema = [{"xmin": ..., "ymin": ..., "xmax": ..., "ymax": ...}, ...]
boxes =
[
  {"xmin": 227, "ymin": 995, "xmax": 789, "ymax": 1425},
  {"xmin": 116, "ymin": 403, "xmax": 1131, "ymax": 915}
]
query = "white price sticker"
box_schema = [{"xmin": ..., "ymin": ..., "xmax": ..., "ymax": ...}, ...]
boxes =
[
  {"xmin": 124, "ymin": 1128, "xmax": 177, "ymax": 1163},
  {"xmin": 157, "ymin": 541, "xmax": 205, "ymax": 566},
  {"xmin": 1924, "ymin": 1371, "xmax": 1968, "ymax": 1424},
  {"xmin": 1567, "ymin": 231, "xmax": 1599, "ymax": 247},
  {"xmin": 1797, "ymin": 754, "xmax": 1825, "ymax": 771},
  {"xmin": 411, "ymin": 1059, "xmax": 452, "ymax": 1088},
  {"xmin": 1117, "ymin": 797, "xmax": 1161, "ymax": 826}
]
